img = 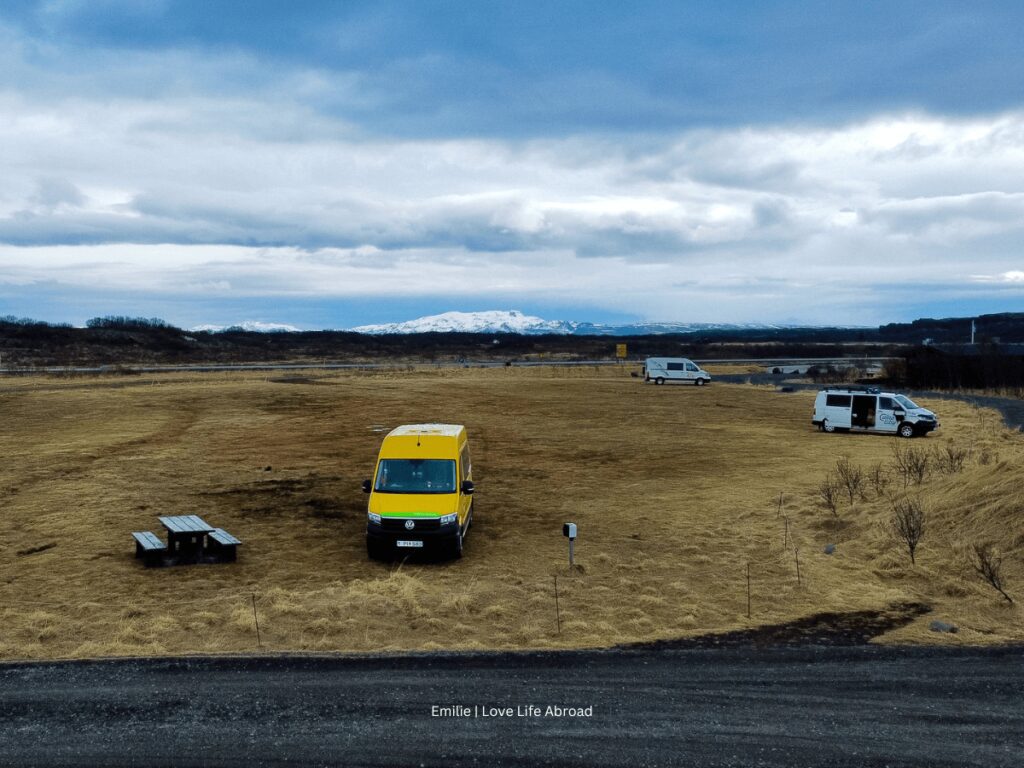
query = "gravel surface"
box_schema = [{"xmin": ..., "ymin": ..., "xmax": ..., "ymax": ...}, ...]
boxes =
[{"xmin": 1, "ymin": 646, "xmax": 1022, "ymax": 767}]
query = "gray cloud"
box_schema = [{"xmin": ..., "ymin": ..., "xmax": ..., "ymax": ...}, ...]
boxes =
[{"xmin": 1, "ymin": 19, "xmax": 1024, "ymax": 324}]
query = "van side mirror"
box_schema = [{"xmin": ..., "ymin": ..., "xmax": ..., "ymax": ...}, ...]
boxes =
[
  {"xmin": 362, "ymin": 479, "xmax": 372, "ymax": 493},
  {"xmin": 460, "ymin": 480, "xmax": 475, "ymax": 495}
]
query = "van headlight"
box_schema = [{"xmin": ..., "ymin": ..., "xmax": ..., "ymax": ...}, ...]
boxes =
[
  {"xmin": 440, "ymin": 513, "xmax": 458, "ymax": 526},
  {"xmin": 368, "ymin": 512, "xmax": 382, "ymax": 524}
]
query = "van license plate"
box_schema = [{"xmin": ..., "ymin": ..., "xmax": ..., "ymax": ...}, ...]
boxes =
[{"xmin": 396, "ymin": 540, "xmax": 424, "ymax": 548}]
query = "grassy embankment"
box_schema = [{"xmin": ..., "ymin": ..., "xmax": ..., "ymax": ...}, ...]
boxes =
[{"xmin": 0, "ymin": 366, "xmax": 1021, "ymax": 659}]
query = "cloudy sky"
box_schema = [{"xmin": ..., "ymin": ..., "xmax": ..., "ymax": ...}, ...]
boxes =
[{"xmin": 2, "ymin": 0, "xmax": 1024, "ymax": 328}]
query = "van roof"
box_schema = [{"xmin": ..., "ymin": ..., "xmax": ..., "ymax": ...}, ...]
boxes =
[
  {"xmin": 387, "ymin": 424, "xmax": 464, "ymax": 438},
  {"xmin": 379, "ymin": 424, "xmax": 466, "ymax": 460},
  {"xmin": 820, "ymin": 385, "xmax": 882, "ymax": 394}
]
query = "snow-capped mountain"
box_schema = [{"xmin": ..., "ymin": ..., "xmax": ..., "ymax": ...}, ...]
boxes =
[
  {"xmin": 193, "ymin": 321, "xmax": 301, "ymax": 333},
  {"xmin": 350, "ymin": 310, "xmax": 793, "ymax": 336},
  {"xmin": 351, "ymin": 310, "xmax": 576, "ymax": 335}
]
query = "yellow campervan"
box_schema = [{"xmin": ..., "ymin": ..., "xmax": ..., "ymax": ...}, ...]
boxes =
[{"xmin": 362, "ymin": 424, "xmax": 474, "ymax": 560}]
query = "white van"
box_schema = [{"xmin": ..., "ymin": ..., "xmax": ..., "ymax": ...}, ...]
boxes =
[
  {"xmin": 812, "ymin": 386, "xmax": 939, "ymax": 438},
  {"xmin": 643, "ymin": 357, "xmax": 712, "ymax": 386}
]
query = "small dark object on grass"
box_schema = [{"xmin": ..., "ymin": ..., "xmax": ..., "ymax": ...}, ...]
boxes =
[
  {"xmin": 929, "ymin": 620, "xmax": 958, "ymax": 633},
  {"xmin": 630, "ymin": 371, "xmax": 639, "ymax": 378},
  {"xmin": 824, "ymin": 544, "xmax": 836, "ymax": 555},
  {"xmin": 16, "ymin": 542, "xmax": 57, "ymax": 556},
  {"xmin": 264, "ymin": 465, "xmax": 272, "ymax": 471},
  {"xmin": 778, "ymin": 386, "xmax": 794, "ymax": 393}
]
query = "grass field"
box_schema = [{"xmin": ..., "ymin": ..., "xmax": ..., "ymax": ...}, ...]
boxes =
[{"xmin": 1, "ymin": 366, "xmax": 1021, "ymax": 659}]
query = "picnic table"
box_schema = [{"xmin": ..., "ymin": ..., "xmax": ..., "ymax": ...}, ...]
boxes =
[
  {"xmin": 159, "ymin": 515, "xmax": 214, "ymax": 563},
  {"xmin": 130, "ymin": 515, "xmax": 243, "ymax": 567}
]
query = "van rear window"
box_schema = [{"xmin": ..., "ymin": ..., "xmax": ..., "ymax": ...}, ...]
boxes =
[{"xmin": 825, "ymin": 394, "xmax": 852, "ymax": 407}]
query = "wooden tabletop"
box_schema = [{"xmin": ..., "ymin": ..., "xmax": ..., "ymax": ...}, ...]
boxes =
[{"xmin": 158, "ymin": 515, "xmax": 214, "ymax": 534}]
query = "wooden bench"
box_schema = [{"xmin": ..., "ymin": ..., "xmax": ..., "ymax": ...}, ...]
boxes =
[
  {"xmin": 207, "ymin": 528, "xmax": 242, "ymax": 562},
  {"xmin": 132, "ymin": 531, "xmax": 167, "ymax": 568}
]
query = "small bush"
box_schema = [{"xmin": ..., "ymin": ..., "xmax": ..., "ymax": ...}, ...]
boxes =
[
  {"xmin": 834, "ymin": 457, "xmax": 865, "ymax": 505},
  {"xmin": 892, "ymin": 442, "xmax": 929, "ymax": 486},
  {"xmin": 890, "ymin": 497, "xmax": 926, "ymax": 565},
  {"xmin": 818, "ymin": 475, "xmax": 841, "ymax": 517},
  {"xmin": 972, "ymin": 542, "xmax": 1013, "ymax": 603},
  {"xmin": 933, "ymin": 444, "xmax": 967, "ymax": 474},
  {"xmin": 868, "ymin": 462, "xmax": 891, "ymax": 498}
]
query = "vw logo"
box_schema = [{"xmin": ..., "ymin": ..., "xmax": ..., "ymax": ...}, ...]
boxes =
[{"xmin": 404, "ymin": 519, "xmax": 415, "ymax": 530}]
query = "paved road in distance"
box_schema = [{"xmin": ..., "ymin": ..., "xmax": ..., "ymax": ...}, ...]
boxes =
[{"xmin": 1, "ymin": 646, "xmax": 1022, "ymax": 767}]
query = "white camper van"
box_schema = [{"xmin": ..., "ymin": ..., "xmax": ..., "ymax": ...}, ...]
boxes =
[
  {"xmin": 643, "ymin": 357, "xmax": 712, "ymax": 386},
  {"xmin": 812, "ymin": 386, "xmax": 939, "ymax": 438}
]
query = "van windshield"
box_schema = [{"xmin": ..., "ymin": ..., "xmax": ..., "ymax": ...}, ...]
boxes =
[
  {"xmin": 895, "ymin": 395, "xmax": 920, "ymax": 410},
  {"xmin": 374, "ymin": 459, "xmax": 457, "ymax": 494}
]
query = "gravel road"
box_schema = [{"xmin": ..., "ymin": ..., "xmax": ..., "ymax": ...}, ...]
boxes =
[{"xmin": 2, "ymin": 646, "xmax": 1022, "ymax": 767}]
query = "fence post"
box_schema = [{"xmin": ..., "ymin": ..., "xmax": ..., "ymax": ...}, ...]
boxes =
[
  {"xmin": 794, "ymin": 548, "xmax": 802, "ymax": 586},
  {"xmin": 745, "ymin": 563, "xmax": 751, "ymax": 619},
  {"xmin": 251, "ymin": 593, "xmax": 262, "ymax": 650},
  {"xmin": 554, "ymin": 575, "xmax": 561, "ymax": 635}
]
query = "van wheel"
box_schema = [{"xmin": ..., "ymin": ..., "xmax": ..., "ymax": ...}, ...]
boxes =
[
  {"xmin": 451, "ymin": 531, "xmax": 464, "ymax": 559},
  {"xmin": 822, "ymin": 420, "xmax": 836, "ymax": 433},
  {"xmin": 695, "ymin": 378, "xmax": 706, "ymax": 387},
  {"xmin": 899, "ymin": 423, "xmax": 915, "ymax": 438},
  {"xmin": 655, "ymin": 377, "xmax": 664, "ymax": 385}
]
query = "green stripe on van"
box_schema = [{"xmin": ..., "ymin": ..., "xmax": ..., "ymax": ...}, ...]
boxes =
[{"xmin": 380, "ymin": 512, "xmax": 439, "ymax": 518}]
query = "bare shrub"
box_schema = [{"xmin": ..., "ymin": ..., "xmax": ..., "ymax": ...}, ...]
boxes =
[
  {"xmin": 972, "ymin": 543, "xmax": 1014, "ymax": 604},
  {"xmin": 891, "ymin": 442, "xmax": 929, "ymax": 486},
  {"xmin": 933, "ymin": 444, "xmax": 967, "ymax": 474},
  {"xmin": 890, "ymin": 497, "xmax": 926, "ymax": 564},
  {"xmin": 817, "ymin": 475, "xmax": 840, "ymax": 517},
  {"xmin": 834, "ymin": 457, "xmax": 865, "ymax": 505},
  {"xmin": 868, "ymin": 462, "xmax": 891, "ymax": 498}
]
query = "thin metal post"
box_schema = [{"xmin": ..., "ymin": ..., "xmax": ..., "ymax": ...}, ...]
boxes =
[
  {"xmin": 795, "ymin": 548, "xmax": 802, "ymax": 586},
  {"xmin": 746, "ymin": 563, "xmax": 751, "ymax": 619},
  {"xmin": 251, "ymin": 593, "xmax": 262, "ymax": 649},
  {"xmin": 568, "ymin": 539, "xmax": 575, "ymax": 571},
  {"xmin": 554, "ymin": 576, "xmax": 561, "ymax": 634},
  {"xmin": 783, "ymin": 516, "xmax": 789, "ymax": 550}
]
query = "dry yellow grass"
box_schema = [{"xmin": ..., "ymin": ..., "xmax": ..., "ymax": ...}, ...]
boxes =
[{"xmin": 0, "ymin": 366, "xmax": 1021, "ymax": 659}]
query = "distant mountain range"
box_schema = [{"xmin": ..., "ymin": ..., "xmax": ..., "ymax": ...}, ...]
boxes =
[
  {"xmin": 349, "ymin": 310, "xmax": 799, "ymax": 336},
  {"xmin": 192, "ymin": 321, "xmax": 302, "ymax": 333}
]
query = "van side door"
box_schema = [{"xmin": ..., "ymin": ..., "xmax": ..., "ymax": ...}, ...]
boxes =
[
  {"xmin": 851, "ymin": 395, "xmax": 877, "ymax": 429},
  {"xmin": 824, "ymin": 393, "xmax": 853, "ymax": 428},
  {"xmin": 876, "ymin": 396, "xmax": 899, "ymax": 433},
  {"xmin": 458, "ymin": 444, "xmax": 473, "ymax": 526}
]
